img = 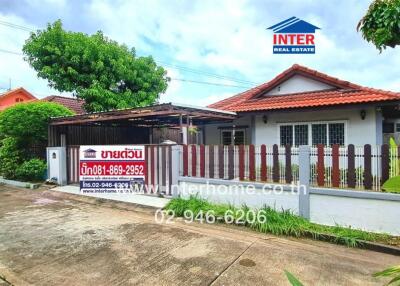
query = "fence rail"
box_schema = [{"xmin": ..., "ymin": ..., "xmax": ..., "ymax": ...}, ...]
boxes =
[
  {"xmin": 180, "ymin": 144, "xmax": 400, "ymax": 191},
  {"xmin": 66, "ymin": 144, "xmax": 400, "ymax": 193}
]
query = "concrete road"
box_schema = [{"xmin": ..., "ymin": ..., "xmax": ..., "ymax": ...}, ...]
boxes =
[{"xmin": 0, "ymin": 185, "xmax": 398, "ymax": 286}]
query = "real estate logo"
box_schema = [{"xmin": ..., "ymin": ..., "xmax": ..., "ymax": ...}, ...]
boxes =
[
  {"xmin": 83, "ymin": 148, "xmax": 97, "ymax": 159},
  {"xmin": 267, "ymin": 17, "xmax": 320, "ymax": 54}
]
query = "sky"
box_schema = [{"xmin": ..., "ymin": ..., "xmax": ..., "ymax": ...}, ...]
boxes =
[{"xmin": 0, "ymin": 0, "xmax": 399, "ymax": 107}]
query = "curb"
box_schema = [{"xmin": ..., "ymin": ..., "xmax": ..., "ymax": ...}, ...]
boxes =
[
  {"xmin": 44, "ymin": 189, "xmax": 159, "ymax": 215},
  {"xmin": 0, "ymin": 178, "xmax": 41, "ymax": 190},
  {"xmin": 303, "ymin": 231, "xmax": 400, "ymax": 256}
]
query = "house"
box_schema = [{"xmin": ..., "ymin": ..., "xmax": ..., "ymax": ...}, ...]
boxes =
[
  {"xmin": 206, "ymin": 64, "xmax": 400, "ymax": 146},
  {"xmin": 0, "ymin": 87, "xmax": 37, "ymax": 111},
  {"xmin": 42, "ymin": 95, "xmax": 85, "ymax": 114}
]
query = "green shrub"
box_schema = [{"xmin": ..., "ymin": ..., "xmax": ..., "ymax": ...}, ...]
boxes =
[
  {"xmin": 389, "ymin": 138, "xmax": 399, "ymax": 176},
  {"xmin": 382, "ymin": 176, "xmax": 400, "ymax": 194},
  {"xmin": 15, "ymin": 158, "xmax": 47, "ymax": 182},
  {"xmin": 0, "ymin": 101, "xmax": 73, "ymax": 145},
  {"xmin": 0, "ymin": 102, "xmax": 72, "ymax": 181},
  {"xmin": 0, "ymin": 137, "xmax": 24, "ymax": 179}
]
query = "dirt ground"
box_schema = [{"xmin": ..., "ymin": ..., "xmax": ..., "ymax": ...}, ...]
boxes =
[{"xmin": 0, "ymin": 184, "xmax": 398, "ymax": 286}]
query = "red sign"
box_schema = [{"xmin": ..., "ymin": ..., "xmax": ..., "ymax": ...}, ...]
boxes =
[{"xmin": 79, "ymin": 145, "xmax": 145, "ymax": 193}]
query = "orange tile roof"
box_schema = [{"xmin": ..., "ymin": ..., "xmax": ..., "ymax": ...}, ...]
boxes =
[
  {"xmin": 42, "ymin": 95, "xmax": 85, "ymax": 114},
  {"xmin": 0, "ymin": 87, "xmax": 37, "ymax": 100},
  {"xmin": 208, "ymin": 64, "xmax": 400, "ymax": 112}
]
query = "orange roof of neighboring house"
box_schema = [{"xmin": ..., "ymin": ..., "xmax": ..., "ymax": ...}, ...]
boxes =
[
  {"xmin": 0, "ymin": 87, "xmax": 37, "ymax": 101},
  {"xmin": 42, "ymin": 95, "xmax": 85, "ymax": 114},
  {"xmin": 0, "ymin": 87, "xmax": 38, "ymax": 110},
  {"xmin": 208, "ymin": 64, "xmax": 400, "ymax": 112}
]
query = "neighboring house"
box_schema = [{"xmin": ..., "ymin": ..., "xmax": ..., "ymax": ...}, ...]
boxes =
[
  {"xmin": 0, "ymin": 87, "xmax": 37, "ymax": 111},
  {"xmin": 42, "ymin": 95, "xmax": 85, "ymax": 114},
  {"xmin": 206, "ymin": 64, "xmax": 400, "ymax": 146}
]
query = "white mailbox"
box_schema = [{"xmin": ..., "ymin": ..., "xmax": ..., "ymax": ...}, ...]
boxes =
[{"xmin": 47, "ymin": 147, "xmax": 67, "ymax": 185}]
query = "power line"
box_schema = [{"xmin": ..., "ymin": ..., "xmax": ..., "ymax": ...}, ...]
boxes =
[
  {"xmin": 156, "ymin": 60, "xmax": 258, "ymax": 85},
  {"xmin": 170, "ymin": 78, "xmax": 251, "ymax": 88},
  {"xmin": 0, "ymin": 48, "xmax": 252, "ymax": 89},
  {"xmin": 0, "ymin": 20, "xmax": 33, "ymax": 32},
  {"xmin": 0, "ymin": 19, "xmax": 259, "ymax": 86},
  {"xmin": 0, "ymin": 48, "xmax": 23, "ymax": 55}
]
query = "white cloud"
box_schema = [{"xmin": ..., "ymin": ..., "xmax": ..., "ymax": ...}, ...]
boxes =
[
  {"xmin": 159, "ymin": 67, "xmax": 182, "ymax": 103},
  {"xmin": 0, "ymin": 13, "xmax": 69, "ymax": 98}
]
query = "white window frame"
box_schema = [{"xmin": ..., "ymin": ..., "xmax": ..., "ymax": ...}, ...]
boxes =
[
  {"xmin": 220, "ymin": 129, "xmax": 246, "ymax": 145},
  {"xmin": 277, "ymin": 120, "xmax": 348, "ymax": 146}
]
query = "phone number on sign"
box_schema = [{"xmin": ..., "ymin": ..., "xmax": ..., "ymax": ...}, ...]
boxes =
[
  {"xmin": 80, "ymin": 161, "xmax": 145, "ymax": 176},
  {"xmin": 155, "ymin": 209, "xmax": 268, "ymax": 225}
]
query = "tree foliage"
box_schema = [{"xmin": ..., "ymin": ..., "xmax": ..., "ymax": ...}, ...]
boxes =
[
  {"xmin": 16, "ymin": 158, "xmax": 47, "ymax": 182},
  {"xmin": 357, "ymin": 0, "xmax": 400, "ymax": 51},
  {"xmin": 23, "ymin": 20, "xmax": 169, "ymax": 112},
  {"xmin": 0, "ymin": 101, "xmax": 73, "ymax": 146},
  {"xmin": 0, "ymin": 102, "xmax": 72, "ymax": 180},
  {"xmin": 0, "ymin": 137, "xmax": 25, "ymax": 179}
]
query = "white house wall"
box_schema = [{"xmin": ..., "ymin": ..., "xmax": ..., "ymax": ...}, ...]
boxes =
[
  {"xmin": 204, "ymin": 106, "xmax": 382, "ymax": 146},
  {"xmin": 265, "ymin": 75, "xmax": 333, "ymax": 96},
  {"xmin": 253, "ymin": 106, "xmax": 380, "ymax": 146}
]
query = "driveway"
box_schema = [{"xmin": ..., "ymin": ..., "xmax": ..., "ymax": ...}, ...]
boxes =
[{"xmin": 0, "ymin": 185, "xmax": 398, "ymax": 285}]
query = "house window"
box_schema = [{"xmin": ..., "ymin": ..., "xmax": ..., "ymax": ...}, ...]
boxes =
[
  {"xmin": 234, "ymin": 131, "xmax": 245, "ymax": 145},
  {"xmin": 280, "ymin": 121, "xmax": 346, "ymax": 146},
  {"xmin": 295, "ymin": 125, "xmax": 308, "ymax": 146},
  {"xmin": 383, "ymin": 122, "xmax": 394, "ymax": 133},
  {"xmin": 222, "ymin": 131, "xmax": 232, "ymax": 145},
  {"xmin": 220, "ymin": 130, "xmax": 245, "ymax": 145},
  {"xmin": 328, "ymin": 123, "xmax": 345, "ymax": 145},
  {"xmin": 15, "ymin": 98, "xmax": 23, "ymax": 102},
  {"xmin": 396, "ymin": 123, "xmax": 400, "ymax": 133},
  {"xmin": 312, "ymin": 124, "xmax": 327, "ymax": 145},
  {"xmin": 280, "ymin": 125, "xmax": 293, "ymax": 146}
]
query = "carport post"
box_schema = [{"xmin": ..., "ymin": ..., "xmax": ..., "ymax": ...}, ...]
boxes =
[
  {"xmin": 170, "ymin": 145, "xmax": 181, "ymax": 197},
  {"xmin": 298, "ymin": 146, "xmax": 310, "ymax": 220}
]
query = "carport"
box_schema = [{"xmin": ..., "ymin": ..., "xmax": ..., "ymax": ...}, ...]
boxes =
[
  {"xmin": 47, "ymin": 103, "xmax": 236, "ymax": 185},
  {"xmin": 48, "ymin": 103, "xmax": 236, "ymax": 146}
]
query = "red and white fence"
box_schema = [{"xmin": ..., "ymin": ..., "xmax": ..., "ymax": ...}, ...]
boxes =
[
  {"xmin": 66, "ymin": 144, "xmax": 399, "ymax": 193},
  {"xmin": 180, "ymin": 144, "xmax": 400, "ymax": 191}
]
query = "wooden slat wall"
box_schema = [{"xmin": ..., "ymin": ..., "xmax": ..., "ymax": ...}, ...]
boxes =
[
  {"xmin": 49, "ymin": 125, "xmax": 186, "ymax": 147},
  {"xmin": 67, "ymin": 146, "xmax": 80, "ymax": 184}
]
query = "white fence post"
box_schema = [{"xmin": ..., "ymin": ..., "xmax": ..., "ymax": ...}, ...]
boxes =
[
  {"xmin": 298, "ymin": 146, "xmax": 310, "ymax": 220},
  {"xmin": 170, "ymin": 145, "xmax": 181, "ymax": 197}
]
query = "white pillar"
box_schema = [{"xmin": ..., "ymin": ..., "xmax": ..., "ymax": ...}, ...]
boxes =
[{"xmin": 298, "ymin": 145, "xmax": 310, "ymax": 220}]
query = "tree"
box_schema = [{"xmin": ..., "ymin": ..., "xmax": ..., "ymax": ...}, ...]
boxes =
[
  {"xmin": 0, "ymin": 101, "xmax": 72, "ymax": 180},
  {"xmin": 0, "ymin": 101, "xmax": 73, "ymax": 146},
  {"xmin": 23, "ymin": 20, "xmax": 169, "ymax": 112},
  {"xmin": 357, "ymin": 0, "xmax": 400, "ymax": 51}
]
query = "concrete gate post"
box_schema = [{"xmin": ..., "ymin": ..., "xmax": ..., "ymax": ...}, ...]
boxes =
[
  {"xmin": 170, "ymin": 145, "xmax": 181, "ymax": 197},
  {"xmin": 298, "ymin": 145, "xmax": 311, "ymax": 220}
]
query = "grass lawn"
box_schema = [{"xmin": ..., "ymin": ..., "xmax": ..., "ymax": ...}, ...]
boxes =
[
  {"xmin": 382, "ymin": 176, "xmax": 400, "ymax": 194},
  {"xmin": 166, "ymin": 196, "xmax": 400, "ymax": 248}
]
